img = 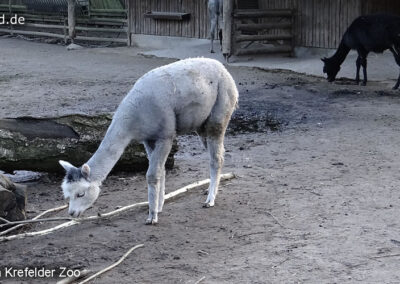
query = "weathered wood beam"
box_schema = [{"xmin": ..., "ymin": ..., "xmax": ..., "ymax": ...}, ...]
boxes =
[
  {"xmin": 0, "ymin": 28, "xmax": 66, "ymax": 39},
  {"xmin": 222, "ymin": 0, "xmax": 233, "ymax": 58},
  {"xmin": 67, "ymin": 0, "xmax": 76, "ymax": 42},
  {"xmin": 0, "ymin": 115, "xmax": 176, "ymax": 174}
]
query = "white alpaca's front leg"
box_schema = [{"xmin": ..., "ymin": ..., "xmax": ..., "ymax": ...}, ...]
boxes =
[
  {"xmin": 145, "ymin": 139, "xmax": 173, "ymax": 225},
  {"xmin": 146, "ymin": 175, "xmax": 160, "ymax": 225}
]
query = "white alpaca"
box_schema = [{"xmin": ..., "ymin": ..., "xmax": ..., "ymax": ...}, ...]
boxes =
[
  {"xmin": 208, "ymin": 0, "xmax": 223, "ymax": 53},
  {"xmin": 59, "ymin": 58, "xmax": 238, "ymax": 224}
]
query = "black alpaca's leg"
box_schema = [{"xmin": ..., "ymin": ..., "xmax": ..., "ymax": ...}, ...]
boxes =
[
  {"xmin": 360, "ymin": 57, "xmax": 367, "ymax": 86},
  {"xmin": 389, "ymin": 46, "xmax": 400, "ymax": 89},
  {"xmin": 355, "ymin": 56, "xmax": 361, "ymax": 84},
  {"xmin": 394, "ymin": 73, "xmax": 400, "ymax": 90},
  {"xmin": 357, "ymin": 49, "xmax": 368, "ymax": 86}
]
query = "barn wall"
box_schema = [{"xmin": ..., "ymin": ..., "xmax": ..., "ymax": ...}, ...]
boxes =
[
  {"xmin": 128, "ymin": 0, "xmax": 210, "ymax": 39},
  {"xmin": 127, "ymin": 0, "xmax": 400, "ymax": 49},
  {"xmin": 259, "ymin": 0, "xmax": 400, "ymax": 48}
]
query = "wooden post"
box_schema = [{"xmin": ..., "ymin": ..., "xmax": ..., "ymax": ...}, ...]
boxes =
[
  {"xmin": 67, "ymin": 0, "xmax": 76, "ymax": 43},
  {"xmin": 126, "ymin": 0, "xmax": 131, "ymax": 46},
  {"xmin": 63, "ymin": 18, "xmax": 67, "ymax": 44},
  {"xmin": 222, "ymin": 0, "xmax": 233, "ymax": 60},
  {"xmin": 8, "ymin": 0, "xmax": 13, "ymax": 35}
]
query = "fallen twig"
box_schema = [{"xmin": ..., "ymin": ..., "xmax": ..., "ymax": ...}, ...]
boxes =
[
  {"xmin": 0, "ymin": 204, "xmax": 67, "ymax": 236},
  {"xmin": 265, "ymin": 211, "xmax": 286, "ymax": 228},
  {"xmin": 0, "ymin": 173, "xmax": 235, "ymax": 242},
  {"xmin": 0, "ymin": 217, "xmax": 74, "ymax": 228},
  {"xmin": 236, "ymin": 231, "xmax": 265, "ymax": 238},
  {"xmin": 194, "ymin": 276, "xmax": 206, "ymax": 284},
  {"xmin": 0, "ymin": 217, "xmax": 10, "ymax": 224},
  {"xmin": 56, "ymin": 269, "xmax": 91, "ymax": 284},
  {"xmin": 77, "ymin": 244, "xmax": 144, "ymax": 284},
  {"xmin": 369, "ymin": 253, "xmax": 400, "ymax": 259}
]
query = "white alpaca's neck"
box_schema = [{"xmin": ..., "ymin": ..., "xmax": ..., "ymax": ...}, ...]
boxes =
[{"xmin": 87, "ymin": 120, "xmax": 132, "ymax": 183}]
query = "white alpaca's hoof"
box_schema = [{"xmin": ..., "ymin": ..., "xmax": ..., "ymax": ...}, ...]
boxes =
[
  {"xmin": 203, "ymin": 201, "xmax": 215, "ymax": 208},
  {"xmin": 145, "ymin": 217, "xmax": 158, "ymax": 225},
  {"xmin": 145, "ymin": 212, "xmax": 158, "ymax": 225}
]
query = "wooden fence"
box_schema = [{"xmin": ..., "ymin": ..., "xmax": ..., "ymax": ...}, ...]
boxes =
[{"xmin": 0, "ymin": 0, "xmax": 128, "ymax": 44}]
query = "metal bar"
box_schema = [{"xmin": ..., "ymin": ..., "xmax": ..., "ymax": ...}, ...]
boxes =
[
  {"xmin": 236, "ymin": 22, "xmax": 292, "ymax": 31},
  {"xmin": 0, "ymin": 28, "xmax": 66, "ymax": 38},
  {"xmin": 234, "ymin": 9, "xmax": 293, "ymax": 18},
  {"xmin": 236, "ymin": 34, "xmax": 292, "ymax": 42},
  {"xmin": 236, "ymin": 45, "xmax": 292, "ymax": 56},
  {"xmin": 75, "ymin": 35, "xmax": 127, "ymax": 43}
]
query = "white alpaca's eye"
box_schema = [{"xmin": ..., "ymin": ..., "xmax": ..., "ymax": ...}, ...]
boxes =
[{"xmin": 77, "ymin": 192, "xmax": 85, "ymax": 198}]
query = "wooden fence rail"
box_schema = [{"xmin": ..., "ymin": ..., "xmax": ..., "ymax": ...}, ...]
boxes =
[{"xmin": 0, "ymin": 2, "xmax": 129, "ymax": 45}]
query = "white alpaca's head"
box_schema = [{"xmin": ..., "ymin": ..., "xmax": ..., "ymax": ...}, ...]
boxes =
[{"xmin": 59, "ymin": 160, "xmax": 100, "ymax": 218}]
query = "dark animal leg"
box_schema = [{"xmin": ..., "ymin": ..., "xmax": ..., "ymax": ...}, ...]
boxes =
[
  {"xmin": 389, "ymin": 46, "xmax": 400, "ymax": 89},
  {"xmin": 361, "ymin": 58, "xmax": 367, "ymax": 86},
  {"xmin": 360, "ymin": 53, "xmax": 368, "ymax": 86},
  {"xmin": 219, "ymin": 29, "xmax": 223, "ymax": 51},
  {"xmin": 355, "ymin": 56, "xmax": 361, "ymax": 84}
]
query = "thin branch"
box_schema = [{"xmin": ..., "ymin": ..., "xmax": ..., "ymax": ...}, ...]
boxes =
[
  {"xmin": 369, "ymin": 253, "xmax": 400, "ymax": 259},
  {"xmin": 0, "ymin": 204, "xmax": 67, "ymax": 236},
  {"xmin": 0, "ymin": 173, "xmax": 235, "ymax": 242},
  {"xmin": 0, "ymin": 217, "xmax": 74, "ymax": 228},
  {"xmin": 265, "ymin": 211, "xmax": 286, "ymax": 228},
  {"xmin": 0, "ymin": 217, "xmax": 10, "ymax": 224},
  {"xmin": 194, "ymin": 276, "xmax": 206, "ymax": 284},
  {"xmin": 236, "ymin": 231, "xmax": 265, "ymax": 238},
  {"xmin": 77, "ymin": 244, "xmax": 144, "ymax": 284}
]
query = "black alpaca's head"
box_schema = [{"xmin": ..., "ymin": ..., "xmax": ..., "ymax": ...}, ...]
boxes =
[{"xmin": 321, "ymin": 57, "xmax": 340, "ymax": 82}]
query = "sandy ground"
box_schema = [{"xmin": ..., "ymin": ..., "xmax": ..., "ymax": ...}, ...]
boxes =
[
  {"xmin": 1, "ymin": 38, "xmax": 400, "ymax": 283},
  {"xmin": 133, "ymin": 34, "xmax": 400, "ymax": 89}
]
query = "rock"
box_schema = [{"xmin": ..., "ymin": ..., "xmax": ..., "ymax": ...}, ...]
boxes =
[
  {"xmin": 66, "ymin": 43, "xmax": 84, "ymax": 50},
  {"xmin": 0, "ymin": 174, "xmax": 27, "ymax": 222},
  {"xmin": 0, "ymin": 114, "xmax": 177, "ymax": 173}
]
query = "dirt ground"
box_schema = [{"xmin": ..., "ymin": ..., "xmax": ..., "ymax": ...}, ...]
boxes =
[{"xmin": 1, "ymin": 37, "xmax": 400, "ymax": 284}]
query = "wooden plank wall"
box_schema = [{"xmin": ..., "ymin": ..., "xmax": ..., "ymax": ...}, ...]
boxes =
[
  {"xmin": 127, "ymin": 0, "xmax": 400, "ymax": 49},
  {"xmin": 259, "ymin": 0, "xmax": 361, "ymax": 49},
  {"xmin": 129, "ymin": 0, "xmax": 210, "ymax": 39}
]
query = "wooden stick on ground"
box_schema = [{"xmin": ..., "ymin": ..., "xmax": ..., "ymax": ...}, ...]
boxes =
[
  {"xmin": 0, "ymin": 204, "xmax": 67, "ymax": 236},
  {"xmin": 0, "ymin": 217, "xmax": 75, "ymax": 228},
  {"xmin": 194, "ymin": 276, "xmax": 206, "ymax": 284},
  {"xmin": 0, "ymin": 173, "xmax": 235, "ymax": 242},
  {"xmin": 77, "ymin": 244, "xmax": 144, "ymax": 284},
  {"xmin": 0, "ymin": 217, "xmax": 10, "ymax": 224}
]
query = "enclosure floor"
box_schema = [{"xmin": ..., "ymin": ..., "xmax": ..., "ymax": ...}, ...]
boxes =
[{"xmin": 1, "ymin": 37, "xmax": 400, "ymax": 283}]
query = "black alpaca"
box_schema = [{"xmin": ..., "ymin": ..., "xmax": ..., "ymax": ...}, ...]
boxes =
[{"xmin": 322, "ymin": 14, "xmax": 400, "ymax": 89}]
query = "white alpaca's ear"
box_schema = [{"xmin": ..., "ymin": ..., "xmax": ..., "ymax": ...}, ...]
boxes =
[
  {"xmin": 59, "ymin": 160, "xmax": 75, "ymax": 172},
  {"xmin": 81, "ymin": 164, "xmax": 91, "ymax": 179}
]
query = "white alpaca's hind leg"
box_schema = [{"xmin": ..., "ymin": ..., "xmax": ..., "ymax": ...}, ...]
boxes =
[
  {"xmin": 204, "ymin": 136, "xmax": 224, "ymax": 208},
  {"xmin": 158, "ymin": 168, "xmax": 166, "ymax": 213},
  {"xmin": 145, "ymin": 139, "xmax": 172, "ymax": 225}
]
